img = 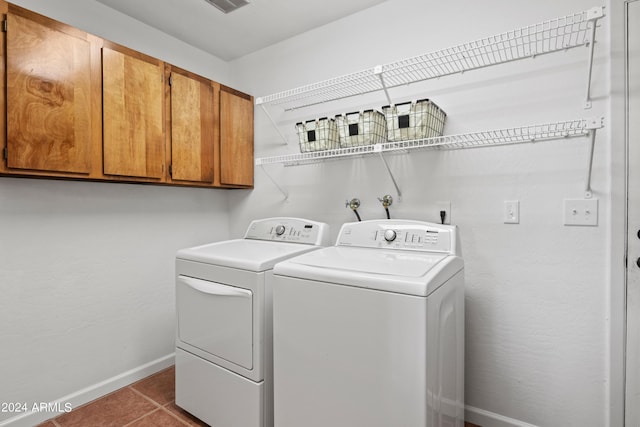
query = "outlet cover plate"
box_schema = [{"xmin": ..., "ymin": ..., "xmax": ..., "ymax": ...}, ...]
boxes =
[{"xmin": 563, "ymin": 198, "xmax": 598, "ymax": 226}]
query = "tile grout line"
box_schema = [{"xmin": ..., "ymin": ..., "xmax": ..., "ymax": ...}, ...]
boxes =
[
  {"xmin": 126, "ymin": 385, "xmax": 192, "ymax": 427},
  {"xmin": 127, "ymin": 385, "xmax": 166, "ymax": 410},
  {"xmin": 121, "ymin": 407, "xmax": 163, "ymax": 427},
  {"xmin": 118, "ymin": 386, "xmax": 165, "ymax": 427},
  {"xmin": 120, "ymin": 406, "xmax": 192, "ymax": 427},
  {"xmin": 160, "ymin": 403, "xmax": 196, "ymax": 427}
]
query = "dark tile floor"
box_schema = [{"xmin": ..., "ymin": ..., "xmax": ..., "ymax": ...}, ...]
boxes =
[
  {"xmin": 37, "ymin": 366, "xmax": 206, "ymax": 427},
  {"xmin": 37, "ymin": 365, "xmax": 481, "ymax": 427}
]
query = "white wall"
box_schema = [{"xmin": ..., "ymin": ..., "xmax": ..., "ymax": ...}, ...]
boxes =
[
  {"xmin": 0, "ymin": 1, "xmax": 620, "ymax": 426},
  {"xmin": 230, "ymin": 1, "xmax": 614, "ymax": 426},
  {"xmin": 0, "ymin": 1, "xmax": 239, "ymax": 426}
]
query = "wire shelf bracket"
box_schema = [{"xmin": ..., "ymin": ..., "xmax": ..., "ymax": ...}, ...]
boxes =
[
  {"xmin": 255, "ymin": 117, "xmax": 605, "ymax": 198},
  {"xmin": 583, "ymin": 116, "xmax": 604, "ymax": 198},
  {"xmin": 374, "ymin": 65, "xmax": 392, "ymax": 106},
  {"xmin": 376, "ymin": 147, "xmax": 402, "ymax": 201},
  {"xmin": 259, "ymin": 104, "xmax": 289, "ymax": 145},
  {"xmin": 258, "ymin": 163, "xmax": 289, "ymax": 200},
  {"xmin": 583, "ymin": 6, "xmax": 605, "ymax": 109}
]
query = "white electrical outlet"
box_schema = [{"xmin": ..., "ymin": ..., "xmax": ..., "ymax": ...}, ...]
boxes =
[
  {"xmin": 563, "ymin": 198, "xmax": 598, "ymax": 226},
  {"xmin": 504, "ymin": 200, "xmax": 520, "ymax": 224},
  {"xmin": 435, "ymin": 201, "xmax": 451, "ymax": 225}
]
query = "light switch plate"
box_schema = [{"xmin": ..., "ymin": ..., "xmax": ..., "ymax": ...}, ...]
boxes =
[
  {"xmin": 504, "ymin": 200, "xmax": 520, "ymax": 224},
  {"xmin": 563, "ymin": 198, "xmax": 598, "ymax": 226}
]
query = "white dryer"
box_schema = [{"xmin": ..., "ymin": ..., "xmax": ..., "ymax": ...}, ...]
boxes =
[
  {"xmin": 272, "ymin": 219, "xmax": 465, "ymax": 427},
  {"xmin": 175, "ymin": 217, "xmax": 330, "ymax": 427}
]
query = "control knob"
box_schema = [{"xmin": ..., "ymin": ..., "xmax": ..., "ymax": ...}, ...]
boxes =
[
  {"xmin": 275, "ymin": 225, "xmax": 286, "ymax": 236},
  {"xmin": 383, "ymin": 229, "xmax": 397, "ymax": 242}
]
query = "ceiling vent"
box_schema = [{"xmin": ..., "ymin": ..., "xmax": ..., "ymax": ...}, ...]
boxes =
[{"xmin": 204, "ymin": 0, "xmax": 250, "ymax": 14}]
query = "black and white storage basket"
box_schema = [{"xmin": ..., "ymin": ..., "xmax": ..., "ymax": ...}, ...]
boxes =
[
  {"xmin": 335, "ymin": 110, "xmax": 387, "ymax": 148},
  {"xmin": 382, "ymin": 99, "xmax": 446, "ymax": 142},
  {"xmin": 295, "ymin": 117, "xmax": 340, "ymax": 153}
]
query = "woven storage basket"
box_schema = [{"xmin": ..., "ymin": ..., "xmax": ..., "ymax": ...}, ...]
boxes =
[
  {"xmin": 382, "ymin": 99, "xmax": 446, "ymax": 142},
  {"xmin": 295, "ymin": 117, "xmax": 340, "ymax": 153},
  {"xmin": 335, "ymin": 110, "xmax": 387, "ymax": 147}
]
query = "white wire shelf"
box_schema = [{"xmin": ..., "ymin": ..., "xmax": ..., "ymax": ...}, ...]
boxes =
[
  {"xmin": 255, "ymin": 7, "xmax": 604, "ymax": 111},
  {"xmin": 255, "ymin": 118, "xmax": 604, "ymax": 167}
]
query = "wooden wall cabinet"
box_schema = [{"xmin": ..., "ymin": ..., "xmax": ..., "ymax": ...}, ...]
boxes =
[
  {"xmin": 167, "ymin": 66, "xmax": 216, "ymax": 185},
  {"xmin": 1, "ymin": 3, "xmax": 102, "ymax": 179},
  {"xmin": 102, "ymin": 42, "xmax": 165, "ymax": 181},
  {"xmin": 0, "ymin": 2, "xmax": 254, "ymax": 189},
  {"xmin": 165, "ymin": 67, "xmax": 254, "ymax": 188},
  {"xmin": 220, "ymin": 86, "xmax": 254, "ymax": 187}
]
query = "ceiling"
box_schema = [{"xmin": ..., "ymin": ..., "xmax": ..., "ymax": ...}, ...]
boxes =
[{"xmin": 95, "ymin": 0, "xmax": 389, "ymax": 61}]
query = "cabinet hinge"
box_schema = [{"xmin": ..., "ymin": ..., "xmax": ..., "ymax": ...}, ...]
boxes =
[
  {"xmin": 169, "ymin": 164, "xmax": 172, "ymax": 177},
  {"xmin": 2, "ymin": 147, "xmax": 7, "ymax": 160},
  {"xmin": 2, "ymin": 20, "xmax": 7, "ymax": 33},
  {"xmin": 168, "ymin": 74, "xmax": 172, "ymax": 86}
]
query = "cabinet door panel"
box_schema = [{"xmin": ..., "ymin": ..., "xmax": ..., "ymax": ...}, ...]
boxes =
[
  {"xmin": 102, "ymin": 47, "xmax": 164, "ymax": 179},
  {"xmin": 220, "ymin": 87, "xmax": 253, "ymax": 187},
  {"xmin": 170, "ymin": 71, "xmax": 215, "ymax": 183},
  {"xmin": 6, "ymin": 11, "xmax": 92, "ymax": 174}
]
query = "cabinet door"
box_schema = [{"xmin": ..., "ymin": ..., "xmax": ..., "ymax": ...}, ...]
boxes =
[
  {"xmin": 169, "ymin": 69, "xmax": 216, "ymax": 183},
  {"xmin": 6, "ymin": 7, "xmax": 92, "ymax": 174},
  {"xmin": 220, "ymin": 86, "xmax": 253, "ymax": 187},
  {"xmin": 102, "ymin": 44, "xmax": 164, "ymax": 179}
]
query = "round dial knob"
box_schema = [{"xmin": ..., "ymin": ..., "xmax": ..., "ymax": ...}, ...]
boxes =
[
  {"xmin": 383, "ymin": 229, "xmax": 397, "ymax": 242},
  {"xmin": 275, "ymin": 225, "xmax": 286, "ymax": 236}
]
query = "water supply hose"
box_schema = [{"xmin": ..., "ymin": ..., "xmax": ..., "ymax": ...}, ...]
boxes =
[
  {"xmin": 378, "ymin": 195, "xmax": 393, "ymax": 219},
  {"xmin": 346, "ymin": 198, "xmax": 362, "ymax": 221}
]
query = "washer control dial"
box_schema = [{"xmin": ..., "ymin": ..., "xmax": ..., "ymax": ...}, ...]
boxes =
[
  {"xmin": 275, "ymin": 225, "xmax": 286, "ymax": 236},
  {"xmin": 383, "ymin": 229, "xmax": 397, "ymax": 242}
]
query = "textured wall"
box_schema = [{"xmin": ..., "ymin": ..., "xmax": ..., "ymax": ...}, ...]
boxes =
[
  {"xmin": 0, "ymin": 180, "xmax": 231, "ymax": 425},
  {"xmin": 230, "ymin": 0, "xmax": 613, "ymax": 426},
  {"xmin": 0, "ymin": 1, "xmax": 234, "ymax": 425},
  {"xmin": 0, "ymin": 1, "xmax": 619, "ymax": 426}
]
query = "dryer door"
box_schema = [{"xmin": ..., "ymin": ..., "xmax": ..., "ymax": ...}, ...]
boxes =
[{"xmin": 177, "ymin": 275, "xmax": 253, "ymax": 369}]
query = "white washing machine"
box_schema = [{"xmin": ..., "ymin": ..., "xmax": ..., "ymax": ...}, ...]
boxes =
[
  {"xmin": 175, "ymin": 217, "xmax": 330, "ymax": 427},
  {"xmin": 272, "ymin": 219, "xmax": 465, "ymax": 427}
]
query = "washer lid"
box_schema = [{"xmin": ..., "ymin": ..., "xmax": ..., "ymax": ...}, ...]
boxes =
[
  {"xmin": 177, "ymin": 239, "xmax": 323, "ymax": 272},
  {"xmin": 273, "ymin": 246, "xmax": 463, "ymax": 296}
]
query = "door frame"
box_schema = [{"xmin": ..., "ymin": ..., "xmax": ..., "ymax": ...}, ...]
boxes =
[
  {"xmin": 610, "ymin": 1, "xmax": 635, "ymax": 426},
  {"xmin": 621, "ymin": 1, "xmax": 640, "ymax": 425}
]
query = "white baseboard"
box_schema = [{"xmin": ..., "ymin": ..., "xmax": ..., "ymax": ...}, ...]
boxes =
[
  {"xmin": 0, "ymin": 353, "xmax": 175, "ymax": 427},
  {"xmin": 465, "ymin": 405, "xmax": 540, "ymax": 427}
]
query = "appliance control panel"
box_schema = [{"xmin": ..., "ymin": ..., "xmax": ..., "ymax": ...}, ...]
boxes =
[
  {"xmin": 337, "ymin": 219, "xmax": 458, "ymax": 254},
  {"xmin": 244, "ymin": 217, "xmax": 331, "ymax": 246}
]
